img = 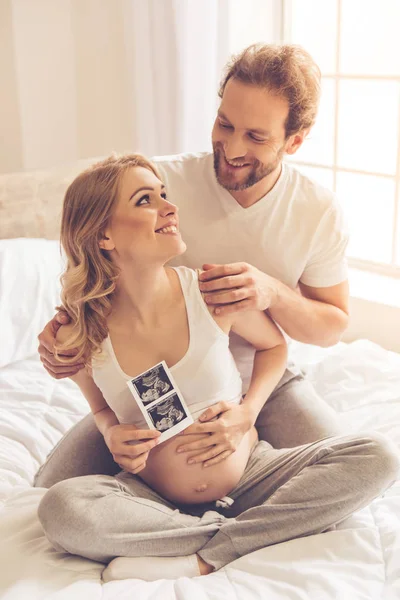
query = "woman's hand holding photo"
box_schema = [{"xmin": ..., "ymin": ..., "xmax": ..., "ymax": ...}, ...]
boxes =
[{"xmin": 104, "ymin": 424, "xmax": 160, "ymax": 475}]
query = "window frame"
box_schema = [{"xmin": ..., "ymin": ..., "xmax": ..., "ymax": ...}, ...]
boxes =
[{"xmin": 282, "ymin": 0, "xmax": 400, "ymax": 279}]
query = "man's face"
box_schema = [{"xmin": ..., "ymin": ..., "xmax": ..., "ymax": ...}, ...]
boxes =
[{"xmin": 211, "ymin": 79, "xmax": 290, "ymax": 192}]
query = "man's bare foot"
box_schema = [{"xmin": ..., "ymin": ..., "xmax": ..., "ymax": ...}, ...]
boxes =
[{"xmin": 197, "ymin": 555, "xmax": 214, "ymax": 575}]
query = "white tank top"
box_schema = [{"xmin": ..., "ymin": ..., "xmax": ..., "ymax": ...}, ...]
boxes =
[{"xmin": 92, "ymin": 266, "xmax": 243, "ymax": 429}]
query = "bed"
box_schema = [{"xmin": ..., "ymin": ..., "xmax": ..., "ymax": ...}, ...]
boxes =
[{"xmin": 0, "ymin": 161, "xmax": 399, "ymax": 600}]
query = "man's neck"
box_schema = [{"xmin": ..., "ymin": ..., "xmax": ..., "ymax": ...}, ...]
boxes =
[{"xmin": 229, "ymin": 162, "xmax": 282, "ymax": 208}]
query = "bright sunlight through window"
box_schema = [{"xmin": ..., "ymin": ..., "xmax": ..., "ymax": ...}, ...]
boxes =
[{"xmin": 283, "ymin": 0, "xmax": 400, "ymax": 277}]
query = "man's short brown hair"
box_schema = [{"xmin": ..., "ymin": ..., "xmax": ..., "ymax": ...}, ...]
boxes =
[{"xmin": 219, "ymin": 44, "xmax": 321, "ymax": 138}]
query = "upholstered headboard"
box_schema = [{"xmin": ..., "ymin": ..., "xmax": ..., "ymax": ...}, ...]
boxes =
[{"xmin": 0, "ymin": 157, "xmax": 102, "ymax": 240}]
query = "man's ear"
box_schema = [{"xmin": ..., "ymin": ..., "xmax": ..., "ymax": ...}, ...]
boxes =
[
  {"xmin": 99, "ymin": 231, "xmax": 115, "ymax": 251},
  {"xmin": 285, "ymin": 128, "xmax": 309, "ymax": 156}
]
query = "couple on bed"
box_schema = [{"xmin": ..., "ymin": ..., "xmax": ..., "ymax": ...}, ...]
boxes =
[{"xmin": 36, "ymin": 44, "xmax": 400, "ymax": 582}]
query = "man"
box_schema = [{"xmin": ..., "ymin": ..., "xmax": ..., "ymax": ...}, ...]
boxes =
[{"xmin": 36, "ymin": 43, "xmax": 349, "ymax": 487}]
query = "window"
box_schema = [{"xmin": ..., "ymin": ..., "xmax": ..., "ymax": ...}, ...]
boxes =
[{"xmin": 283, "ymin": 0, "xmax": 400, "ymax": 277}]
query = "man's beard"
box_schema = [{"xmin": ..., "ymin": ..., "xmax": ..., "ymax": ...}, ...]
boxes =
[{"xmin": 213, "ymin": 144, "xmax": 284, "ymax": 192}]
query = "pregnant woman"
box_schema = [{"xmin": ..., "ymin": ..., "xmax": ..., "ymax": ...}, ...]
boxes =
[
  {"xmin": 53, "ymin": 153, "xmax": 285, "ymax": 506},
  {"xmin": 38, "ymin": 153, "xmax": 399, "ymax": 583}
]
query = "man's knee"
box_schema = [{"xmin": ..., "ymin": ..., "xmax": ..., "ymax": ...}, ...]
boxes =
[
  {"xmin": 360, "ymin": 431, "xmax": 400, "ymax": 490},
  {"xmin": 34, "ymin": 414, "xmax": 119, "ymax": 489},
  {"xmin": 256, "ymin": 375, "xmax": 342, "ymax": 447},
  {"xmin": 39, "ymin": 479, "xmax": 81, "ymax": 546},
  {"xmin": 328, "ymin": 431, "xmax": 400, "ymax": 497},
  {"xmin": 38, "ymin": 476, "xmax": 110, "ymax": 555}
]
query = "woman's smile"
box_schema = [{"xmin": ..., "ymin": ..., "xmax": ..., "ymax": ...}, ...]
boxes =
[{"xmin": 155, "ymin": 222, "xmax": 180, "ymax": 235}]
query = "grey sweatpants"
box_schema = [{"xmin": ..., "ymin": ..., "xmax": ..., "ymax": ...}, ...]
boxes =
[
  {"xmin": 34, "ymin": 369, "xmax": 344, "ymax": 488},
  {"xmin": 38, "ymin": 432, "xmax": 400, "ymax": 570}
]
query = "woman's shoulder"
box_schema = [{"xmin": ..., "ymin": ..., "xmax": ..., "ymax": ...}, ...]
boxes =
[
  {"xmin": 170, "ymin": 265, "xmax": 197, "ymax": 278},
  {"xmin": 183, "ymin": 267, "xmax": 234, "ymax": 334},
  {"xmin": 168, "ymin": 265, "xmax": 233, "ymax": 333}
]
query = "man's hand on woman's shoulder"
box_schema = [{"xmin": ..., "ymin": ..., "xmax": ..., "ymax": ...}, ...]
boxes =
[
  {"xmin": 38, "ymin": 310, "xmax": 84, "ymax": 379},
  {"xmin": 198, "ymin": 262, "xmax": 279, "ymax": 316}
]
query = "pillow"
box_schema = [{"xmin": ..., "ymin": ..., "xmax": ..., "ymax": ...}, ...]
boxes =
[{"xmin": 0, "ymin": 238, "xmax": 64, "ymax": 368}]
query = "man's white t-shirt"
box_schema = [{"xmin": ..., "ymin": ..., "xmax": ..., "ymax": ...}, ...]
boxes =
[{"xmin": 153, "ymin": 152, "xmax": 349, "ymax": 390}]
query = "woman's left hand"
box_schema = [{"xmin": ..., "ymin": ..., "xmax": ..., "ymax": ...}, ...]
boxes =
[{"xmin": 176, "ymin": 402, "xmax": 254, "ymax": 467}]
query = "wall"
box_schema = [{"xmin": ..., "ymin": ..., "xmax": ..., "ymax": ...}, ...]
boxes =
[
  {"xmin": 343, "ymin": 297, "xmax": 400, "ymax": 353},
  {"xmin": 0, "ymin": 0, "xmax": 136, "ymax": 174}
]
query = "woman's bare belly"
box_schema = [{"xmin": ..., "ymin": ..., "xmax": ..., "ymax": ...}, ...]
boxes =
[{"xmin": 138, "ymin": 425, "xmax": 258, "ymax": 505}]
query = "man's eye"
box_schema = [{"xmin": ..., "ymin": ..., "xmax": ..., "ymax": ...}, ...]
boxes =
[
  {"xmin": 219, "ymin": 122, "xmax": 233, "ymax": 129},
  {"xmin": 249, "ymin": 134, "xmax": 265, "ymax": 143},
  {"xmin": 161, "ymin": 192, "xmax": 168, "ymax": 200},
  {"xmin": 136, "ymin": 194, "xmax": 150, "ymax": 206}
]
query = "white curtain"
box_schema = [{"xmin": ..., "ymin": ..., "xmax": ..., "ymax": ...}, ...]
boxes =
[
  {"xmin": 1, "ymin": 0, "xmax": 226, "ymax": 172},
  {"xmin": 0, "ymin": 0, "xmax": 281, "ymax": 173}
]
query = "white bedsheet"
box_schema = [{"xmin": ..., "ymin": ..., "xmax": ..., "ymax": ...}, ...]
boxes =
[{"xmin": 0, "ymin": 339, "xmax": 399, "ymax": 599}]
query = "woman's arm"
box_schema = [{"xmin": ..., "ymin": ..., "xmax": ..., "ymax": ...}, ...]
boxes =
[
  {"xmin": 230, "ymin": 310, "xmax": 288, "ymax": 427},
  {"xmin": 199, "ymin": 275, "xmax": 287, "ymax": 424},
  {"xmin": 55, "ymin": 324, "xmax": 117, "ymax": 434},
  {"xmin": 56, "ymin": 326, "xmax": 160, "ymax": 473},
  {"xmin": 176, "ymin": 310, "xmax": 287, "ymax": 465},
  {"xmin": 68, "ymin": 368, "xmax": 119, "ymax": 436}
]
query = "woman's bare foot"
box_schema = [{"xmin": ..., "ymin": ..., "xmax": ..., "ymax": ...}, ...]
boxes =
[{"xmin": 197, "ymin": 555, "xmax": 214, "ymax": 575}]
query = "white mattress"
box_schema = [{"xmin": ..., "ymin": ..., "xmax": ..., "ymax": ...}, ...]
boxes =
[{"xmin": 0, "ymin": 340, "xmax": 399, "ymax": 600}]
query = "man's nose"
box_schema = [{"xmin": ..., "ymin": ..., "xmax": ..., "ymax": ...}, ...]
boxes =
[{"xmin": 224, "ymin": 135, "xmax": 247, "ymax": 160}]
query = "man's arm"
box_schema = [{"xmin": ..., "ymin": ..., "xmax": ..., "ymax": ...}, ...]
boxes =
[
  {"xmin": 198, "ymin": 263, "xmax": 349, "ymax": 348},
  {"xmin": 268, "ymin": 279, "xmax": 349, "ymax": 347}
]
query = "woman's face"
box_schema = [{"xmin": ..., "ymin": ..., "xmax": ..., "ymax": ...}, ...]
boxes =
[{"xmin": 102, "ymin": 166, "xmax": 186, "ymax": 266}]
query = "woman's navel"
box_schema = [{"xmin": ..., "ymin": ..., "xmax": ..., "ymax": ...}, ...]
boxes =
[{"xmin": 195, "ymin": 483, "xmax": 209, "ymax": 493}]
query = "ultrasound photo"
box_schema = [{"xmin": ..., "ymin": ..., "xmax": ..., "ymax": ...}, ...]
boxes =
[
  {"xmin": 129, "ymin": 364, "xmax": 172, "ymax": 405},
  {"xmin": 147, "ymin": 393, "xmax": 186, "ymax": 432},
  {"xmin": 126, "ymin": 360, "xmax": 194, "ymax": 442}
]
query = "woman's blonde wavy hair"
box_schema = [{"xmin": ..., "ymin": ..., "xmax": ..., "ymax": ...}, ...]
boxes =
[{"xmin": 55, "ymin": 153, "xmax": 160, "ymax": 365}]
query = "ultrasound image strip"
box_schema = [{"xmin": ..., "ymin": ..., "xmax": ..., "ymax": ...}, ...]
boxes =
[
  {"xmin": 126, "ymin": 360, "xmax": 194, "ymax": 442},
  {"xmin": 146, "ymin": 393, "xmax": 187, "ymax": 433},
  {"xmin": 129, "ymin": 363, "xmax": 174, "ymax": 406}
]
